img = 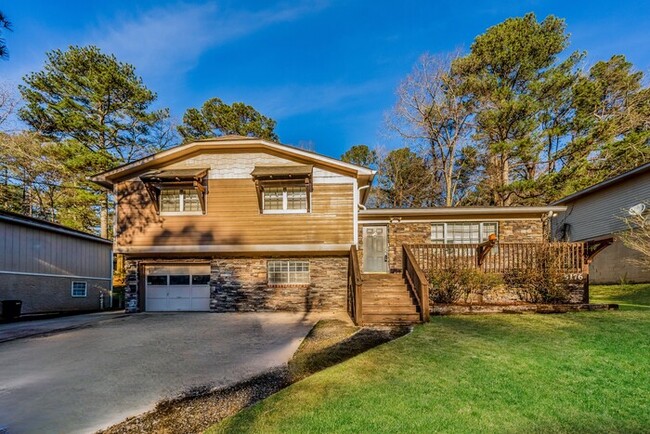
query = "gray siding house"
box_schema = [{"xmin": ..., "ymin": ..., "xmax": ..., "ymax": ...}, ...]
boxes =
[
  {"xmin": 0, "ymin": 210, "xmax": 113, "ymax": 315},
  {"xmin": 552, "ymin": 163, "xmax": 650, "ymax": 284}
]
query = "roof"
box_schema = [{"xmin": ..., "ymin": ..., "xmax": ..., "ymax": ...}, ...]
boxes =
[
  {"xmin": 140, "ymin": 168, "xmax": 209, "ymax": 182},
  {"xmin": 552, "ymin": 162, "xmax": 650, "ymax": 205},
  {"xmin": 0, "ymin": 210, "xmax": 113, "ymax": 245},
  {"xmin": 359, "ymin": 206, "xmax": 567, "ymax": 219},
  {"xmin": 90, "ymin": 135, "xmax": 375, "ymax": 188},
  {"xmin": 250, "ymin": 164, "xmax": 313, "ymax": 178}
]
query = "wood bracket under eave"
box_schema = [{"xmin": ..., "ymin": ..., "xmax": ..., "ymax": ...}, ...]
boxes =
[
  {"xmin": 584, "ymin": 237, "xmax": 614, "ymax": 264},
  {"xmin": 143, "ymin": 182, "xmax": 161, "ymax": 214}
]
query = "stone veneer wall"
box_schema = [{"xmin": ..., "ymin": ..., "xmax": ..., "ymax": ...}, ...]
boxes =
[
  {"xmin": 358, "ymin": 219, "xmax": 545, "ymax": 272},
  {"xmin": 124, "ymin": 256, "xmax": 347, "ymax": 313}
]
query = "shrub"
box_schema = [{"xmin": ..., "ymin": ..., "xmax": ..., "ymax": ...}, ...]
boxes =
[
  {"xmin": 428, "ymin": 266, "xmax": 502, "ymax": 304},
  {"xmin": 502, "ymin": 247, "xmax": 570, "ymax": 304}
]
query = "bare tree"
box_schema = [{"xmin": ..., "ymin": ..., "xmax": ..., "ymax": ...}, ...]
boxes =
[
  {"xmin": 620, "ymin": 204, "xmax": 650, "ymax": 271},
  {"xmin": 0, "ymin": 83, "xmax": 19, "ymax": 130},
  {"xmin": 388, "ymin": 52, "xmax": 476, "ymax": 206}
]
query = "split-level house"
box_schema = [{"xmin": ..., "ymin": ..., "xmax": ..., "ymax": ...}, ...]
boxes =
[{"xmin": 91, "ymin": 136, "xmax": 567, "ymax": 323}]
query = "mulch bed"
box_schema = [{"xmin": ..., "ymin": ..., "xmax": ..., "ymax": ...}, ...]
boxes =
[{"xmin": 98, "ymin": 320, "xmax": 410, "ymax": 434}]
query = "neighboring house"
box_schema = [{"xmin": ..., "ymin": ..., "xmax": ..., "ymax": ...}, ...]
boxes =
[
  {"xmin": 91, "ymin": 135, "xmax": 564, "ymax": 321},
  {"xmin": 0, "ymin": 210, "xmax": 113, "ymax": 315},
  {"xmin": 552, "ymin": 162, "xmax": 650, "ymax": 284}
]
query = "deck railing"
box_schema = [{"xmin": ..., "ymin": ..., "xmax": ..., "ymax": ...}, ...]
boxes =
[
  {"xmin": 408, "ymin": 242, "xmax": 585, "ymax": 275},
  {"xmin": 402, "ymin": 245, "xmax": 430, "ymax": 322},
  {"xmin": 347, "ymin": 245, "xmax": 363, "ymax": 326}
]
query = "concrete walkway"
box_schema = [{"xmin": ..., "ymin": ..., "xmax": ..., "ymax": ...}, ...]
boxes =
[{"xmin": 0, "ymin": 312, "xmax": 314, "ymax": 434}]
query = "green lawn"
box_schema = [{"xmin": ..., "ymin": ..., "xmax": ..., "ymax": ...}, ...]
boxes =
[
  {"xmin": 210, "ymin": 284, "xmax": 650, "ymax": 433},
  {"xmin": 591, "ymin": 283, "xmax": 650, "ymax": 310}
]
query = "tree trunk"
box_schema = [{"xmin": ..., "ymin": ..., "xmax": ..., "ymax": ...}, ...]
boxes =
[{"xmin": 100, "ymin": 194, "xmax": 109, "ymax": 239}]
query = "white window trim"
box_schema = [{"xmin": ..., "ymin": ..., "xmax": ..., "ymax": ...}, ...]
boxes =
[
  {"xmin": 431, "ymin": 222, "xmax": 499, "ymax": 244},
  {"xmin": 71, "ymin": 281, "xmax": 88, "ymax": 297},
  {"xmin": 159, "ymin": 188, "xmax": 204, "ymax": 216},
  {"xmin": 267, "ymin": 260, "xmax": 310, "ymax": 285},
  {"xmin": 262, "ymin": 186, "xmax": 310, "ymax": 214}
]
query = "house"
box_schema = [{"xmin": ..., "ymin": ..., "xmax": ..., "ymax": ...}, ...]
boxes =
[
  {"xmin": 0, "ymin": 210, "xmax": 113, "ymax": 315},
  {"xmin": 552, "ymin": 163, "xmax": 650, "ymax": 284},
  {"xmin": 90, "ymin": 136, "xmax": 568, "ymax": 322}
]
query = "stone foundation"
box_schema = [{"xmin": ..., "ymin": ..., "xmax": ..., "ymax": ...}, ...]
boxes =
[
  {"xmin": 211, "ymin": 256, "xmax": 347, "ymax": 312},
  {"xmin": 124, "ymin": 256, "xmax": 347, "ymax": 313},
  {"xmin": 432, "ymin": 303, "xmax": 618, "ymax": 315}
]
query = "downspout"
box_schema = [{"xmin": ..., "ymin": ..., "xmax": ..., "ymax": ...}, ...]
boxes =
[{"xmin": 357, "ymin": 185, "xmax": 370, "ymax": 210}]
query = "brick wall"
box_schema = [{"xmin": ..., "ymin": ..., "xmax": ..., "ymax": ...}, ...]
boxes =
[
  {"xmin": 0, "ymin": 274, "xmax": 110, "ymax": 314},
  {"xmin": 124, "ymin": 256, "xmax": 348, "ymax": 313},
  {"xmin": 358, "ymin": 219, "xmax": 545, "ymax": 272}
]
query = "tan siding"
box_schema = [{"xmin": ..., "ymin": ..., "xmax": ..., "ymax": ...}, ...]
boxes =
[
  {"xmin": 554, "ymin": 171, "xmax": 650, "ymax": 241},
  {"xmin": 116, "ymin": 179, "xmax": 354, "ymax": 248},
  {"xmin": 0, "ymin": 221, "xmax": 112, "ymax": 278}
]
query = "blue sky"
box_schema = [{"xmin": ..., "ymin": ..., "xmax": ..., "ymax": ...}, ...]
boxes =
[{"xmin": 1, "ymin": 0, "xmax": 649, "ymax": 158}]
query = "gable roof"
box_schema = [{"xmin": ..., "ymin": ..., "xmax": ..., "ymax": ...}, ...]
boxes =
[
  {"xmin": 89, "ymin": 135, "xmax": 376, "ymax": 190},
  {"xmin": 552, "ymin": 162, "xmax": 650, "ymax": 205}
]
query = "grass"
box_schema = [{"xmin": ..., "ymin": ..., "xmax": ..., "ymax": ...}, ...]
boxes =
[
  {"xmin": 590, "ymin": 283, "xmax": 650, "ymax": 310},
  {"xmin": 209, "ymin": 284, "xmax": 650, "ymax": 433}
]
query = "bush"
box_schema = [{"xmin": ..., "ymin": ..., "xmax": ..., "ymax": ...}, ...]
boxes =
[
  {"xmin": 502, "ymin": 248, "xmax": 570, "ymax": 304},
  {"xmin": 428, "ymin": 267, "xmax": 502, "ymax": 304}
]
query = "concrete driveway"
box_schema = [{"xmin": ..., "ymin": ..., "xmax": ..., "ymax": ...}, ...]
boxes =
[{"xmin": 0, "ymin": 312, "xmax": 314, "ymax": 434}]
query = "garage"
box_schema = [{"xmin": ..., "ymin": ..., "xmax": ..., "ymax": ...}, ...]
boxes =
[{"xmin": 145, "ymin": 264, "xmax": 211, "ymax": 311}]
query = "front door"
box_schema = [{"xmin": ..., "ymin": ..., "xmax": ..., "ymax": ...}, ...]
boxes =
[{"xmin": 363, "ymin": 226, "xmax": 388, "ymax": 272}]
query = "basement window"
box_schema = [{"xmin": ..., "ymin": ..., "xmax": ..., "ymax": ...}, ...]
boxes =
[
  {"xmin": 71, "ymin": 281, "xmax": 88, "ymax": 297},
  {"xmin": 267, "ymin": 260, "xmax": 310, "ymax": 285}
]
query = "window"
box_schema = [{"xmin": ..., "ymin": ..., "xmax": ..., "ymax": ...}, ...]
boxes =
[
  {"xmin": 262, "ymin": 186, "xmax": 308, "ymax": 213},
  {"xmin": 431, "ymin": 222, "xmax": 498, "ymax": 244},
  {"xmin": 192, "ymin": 275, "xmax": 211, "ymax": 285},
  {"xmin": 169, "ymin": 275, "xmax": 190, "ymax": 285},
  {"xmin": 146, "ymin": 275, "xmax": 168, "ymax": 285},
  {"xmin": 268, "ymin": 261, "xmax": 310, "ymax": 284},
  {"xmin": 71, "ymin": 281, "xmax": 88, "ymax": 297},
  {"xmin": 160, "ymin": 188, "xmax": 203, "ymax": 214}
]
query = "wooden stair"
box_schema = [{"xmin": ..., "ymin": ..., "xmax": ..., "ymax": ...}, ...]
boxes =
[{"xmin": 361, "ymin": 273, "xmax": 421, "ymax": 325}]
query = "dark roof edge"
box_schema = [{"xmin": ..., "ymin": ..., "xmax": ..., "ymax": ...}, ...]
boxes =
[
  {"xmin": 0, "ymin": 210, "xmax": 113, "ymax": 245},
  {"xmin": 552, "ymin": 162, "xmax": 650, "ymax": 205}
]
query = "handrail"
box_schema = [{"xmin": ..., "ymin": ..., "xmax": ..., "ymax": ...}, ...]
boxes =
[
  {"xmin": 407, "ymin": 242, "xmax": 585, "ymax": 274},
  {"xmin": 347, "ymin": 245, "xmax": 363, "ymax": 325},
  {"xmin": 402, "ymin": 245, "xmax": 430, "ymax": 322}
]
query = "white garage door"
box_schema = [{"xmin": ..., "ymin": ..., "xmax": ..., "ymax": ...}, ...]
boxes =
[{"xmin": 145, "ymin": 265, "xmax": 211, "ymax": 311}]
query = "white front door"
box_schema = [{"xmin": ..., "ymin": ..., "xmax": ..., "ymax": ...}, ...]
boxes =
[
  {"xmin": 145, "ymin": 265, "xmax": 211, "ymax": 311},
  {"xmin": 363, "ymin": 226, "xmax": 388, "ymax": 272}
]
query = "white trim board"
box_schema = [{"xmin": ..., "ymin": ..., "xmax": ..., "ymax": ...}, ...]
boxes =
[{"xmin": 0, "ymin": 270, "xmax": 112, "ymax": 281}]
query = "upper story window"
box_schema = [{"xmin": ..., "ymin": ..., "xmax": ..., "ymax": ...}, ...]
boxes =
[
  {"xmin": 140, "ymin": 168, "xmax": 209, "ymax": 215},
  {"xmin": 262, "ymin": 186, "xmax": 308, "ymax": 213},
  {"xmin": 160, "ymin": 188, "xmax": 202, "ymax": 215},
  {"xmin": 252, "ymin": 164, "xmax": 313, "ymax": 214},
  {"xmin": 431, "ymin": 222, "xmax": 498, "ymax": 244}
]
